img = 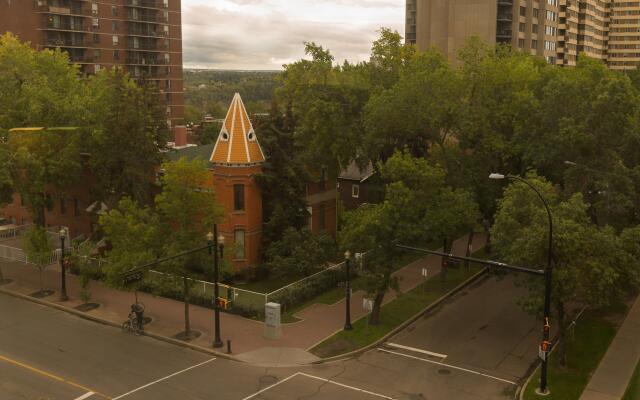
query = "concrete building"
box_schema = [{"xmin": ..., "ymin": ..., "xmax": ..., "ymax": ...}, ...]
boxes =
[
  {"xmin": 407, "ymin": 0, "xmax": 640, "ymax": 70},
  {"xmin": 0, "ymin": 0, "xmax": 184, "ymax": 126}
]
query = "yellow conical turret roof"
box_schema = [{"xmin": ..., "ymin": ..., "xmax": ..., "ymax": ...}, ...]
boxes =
[{"xmin": 210, "ymin": 93, "xmax": 265, "ymax": 165}]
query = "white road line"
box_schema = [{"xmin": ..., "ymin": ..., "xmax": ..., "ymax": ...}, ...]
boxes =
[
  {"xmin": 241, "ymin": 373, "xmax": 299, "ymax": 400},
  {"xmin": 386, "ymin": 342, "xmax": 448, "ymax": 359},
  {"xmin": 378, "ymin": 348, "xmax": 518, "ymax": 386},
  {"xmin": 112, "ymin": 358, "xmax": 216, "ymax": 400},
  {"xmin": 73, "ymin": 392, "xmax": 95, "ymax": 400},
  {"xmin": 297, "ymin": 372, "xmax": 398, "ymax": 400}
]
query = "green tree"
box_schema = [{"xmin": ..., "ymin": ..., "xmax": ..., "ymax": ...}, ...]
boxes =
[
  {"xmin": 84, "ymin": 68, "xmax": 169, "ymax": 204},
  {"xmin": 364, "ymin": 49, "xmax": 460, "ymax": 163},
  {"xmin": 99, "ymin": 197, "xmax": 162, "ymax": 292},
  {"xmin": 265, "ymin": 227, "xmax": 336, "ymax": 278},
  {"xmin": 23, "ymin": 226, "xmax": 54, "ymax": 295},
  {"xmin": 8, "ymin": 127, "xmax": 84, "ymax": 226},
  {"xmin": 155, "ymin": 158, "xmax": 224, "ymax": 338},
  {"xmin": 340, "ymin": 152, "xmax": 479, "ymax": 324},
  {"xmin": 491, "ymin": 173, "xmax": 631, "ymax": 365},
  {"xmin": 254, "ymin": 105, "xmax": 310, "ymax": 251}
]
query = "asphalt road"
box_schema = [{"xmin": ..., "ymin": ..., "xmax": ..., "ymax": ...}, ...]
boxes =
[{"xmin": 0, "ymin": 273, "xmax": 539, "ymax": 400}]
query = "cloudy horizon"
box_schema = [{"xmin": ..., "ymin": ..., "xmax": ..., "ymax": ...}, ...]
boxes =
[{"xmin": 182, "ymin": 0, "xmax": 405, "ymax": 70}]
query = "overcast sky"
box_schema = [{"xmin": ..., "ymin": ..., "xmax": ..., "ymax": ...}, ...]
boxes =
[{"xmin": 182, "ymin": 0, "xmax": 405, "ymax": 70}]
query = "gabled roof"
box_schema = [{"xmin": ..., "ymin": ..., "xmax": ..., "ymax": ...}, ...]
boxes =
[
  {"xmin": 210, "ymin": 93, "xmax": 265, "ymax": 166},
  {"xmin": 339, "ymin": 161, "xmax": 376, "ymax": 182}
]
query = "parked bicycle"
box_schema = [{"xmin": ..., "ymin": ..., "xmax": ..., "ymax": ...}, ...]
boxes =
[{"xmin": 121, "ymin": 302, "xmax": 145, "ymax": 335}]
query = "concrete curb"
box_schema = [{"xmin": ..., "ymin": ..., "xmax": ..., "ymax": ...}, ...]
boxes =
[
  {"xmin": 0, "ymin": 286, "xmax": 242, "ymax": 363},
  {"xmin": 313, "ymin": 267, "xmax": 489, "ymax": 364}
]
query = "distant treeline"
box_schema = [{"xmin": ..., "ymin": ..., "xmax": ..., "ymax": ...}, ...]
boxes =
[{"xmin": 184, "ymin": 69, "xmax": 282, "ymax": 122}]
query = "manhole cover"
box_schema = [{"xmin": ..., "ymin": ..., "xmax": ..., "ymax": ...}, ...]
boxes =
[
  {"xmin": 438, "ymin": 369, "xmax": 451, "ymax": 375},
  {"xmin": 259, "ymin": 375, "xmax": 278, "ymax": 385}
]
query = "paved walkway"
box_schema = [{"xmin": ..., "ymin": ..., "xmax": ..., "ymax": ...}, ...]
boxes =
[
  {"xmin": 0, "ymin": 233, "xmax": 486, "ymax": 359},
  {"xmin": 580, "ymin": 295, "xmax": 640, "ymax": 400}
]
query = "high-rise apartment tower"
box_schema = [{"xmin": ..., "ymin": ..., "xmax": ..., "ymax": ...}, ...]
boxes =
[
  {"xmin": 0, "ymin": 0, "xmax": 184, "ymax": 125},
  {"xmin": 407, "ymin": 0, "xmax": 640, "ymax": 70}
]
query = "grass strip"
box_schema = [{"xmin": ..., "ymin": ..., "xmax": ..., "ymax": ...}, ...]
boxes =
[
  {"xmin": 522, "ymin": 310, "xmax": 620, "ymax": 400},
  {"xmin": 623, "ymin": 360, "xmax": 640, "ymax": 400}
]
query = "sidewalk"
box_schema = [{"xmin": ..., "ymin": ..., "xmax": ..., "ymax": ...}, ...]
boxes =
[
  {"xmin": 0, "ymin": 232, "xmax": 486, "ymax": 360},
  {"xmin": 579, "ymin": 295, "xmax": 640, "ymax": 400}
]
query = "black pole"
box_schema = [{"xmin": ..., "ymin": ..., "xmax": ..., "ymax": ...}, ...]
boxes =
[
  {"xmin": 506, "ymin": 175, "xmax": 553, "ymax": 395},
  {"xmin": 59, "ymin": 232, "xmax": 68, "ymax": 301},
  {"xmin": 213, "ymin": 224, "xmax": 223, "ymax": 348},
  {"xmin": 344, "ymin": 255, "xmax": 352, "ymax": 331}
]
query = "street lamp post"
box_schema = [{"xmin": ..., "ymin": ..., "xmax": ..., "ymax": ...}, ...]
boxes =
[
  {"xmin": 490, "ymin": 173, "xmax": 553, "ymax": 395},
  {"xmin": 344, "ymin": 250, "xmax": 353, "ymax": 331},
  {"xmin": 59, "ymin": 228, "xmax": 68, "ymax": 301},
  {"xmin": 207, "ymin": 226, "xmax": 225, "ymax": 349}
]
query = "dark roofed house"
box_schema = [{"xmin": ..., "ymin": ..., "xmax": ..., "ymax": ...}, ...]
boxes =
[{"xmin": 338, "ymin": 161, "xmax": 382, "ymax": 210}]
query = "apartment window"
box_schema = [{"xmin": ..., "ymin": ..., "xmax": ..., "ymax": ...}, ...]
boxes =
[
  {"xmin": 546, "ymin": 10, "xmax": 557, "ymax": 21},
  {"xmin": 163, "ymin": 0, "xmax": 169, "ymax": 7},
  {"xmin": 519, "ymin": 22, "xmax": 526, "ymax": 33},
  {"xmin": 234, "ymin": 229, "xmax": 245, "ymax": 259},
  {"xmin": 164, "ymin": 53, "xmax": 170, "ymax": 63},
  {"xmin": 532, "ymin": 24, "xmax": 538, "ymax": 33},
  {"xmin": 163, "ymin": 25, "xmax": 169, "ymax": 35},
  {"xmin": 91, "ymin": 3, "xmax": 98, "ymax": 15},
  {"xmin": 547, "ymin": 0, "xmax": 558, "ymax": 5},
  {"xmin": 519, "ymin": 39, "xmax": 526, "ymax": 48},
  {"xmin": 352, "ymin": 184, "xmax": 360, "ymax": 198},
  {"xmin": 532, "ymin": 39, "xmax": 538, "ymax": 48},
  {"xmin": 94, "ymin": 49, "xmax": 101, "ymax": 60},
  {"xmin": 234, "ymin": 184, "xmax": 245, "ymax": 211},
  {"xmin": 520, "ymin": 6, "xmax": 526, "ymax": 16},
  {"xmin": 93, "ymin": 33, "xmax": 100, "ymax": 44},
  {"xmin": 112, "ymin": 21, "xmax": 118, "ymax": 32},
  {"xmin": 60, "ymin": 198, "xmax": 66, "ymax": 215},
  {"xmin": 92, "ymin": 18, "xmax": 99, "ymax": 28},
  {"xmin": 94, "ymin": 64, "xmax": 101, "ymax": 73},
  {"xmin": 113, "ymin": 50, "xmax": 119, "ymax": 60},
  {"xmin": 545, "ymin": 40, "xmax": 556, "ymax": 51},
  {"xmin": 112, "ymin": 35, "xmax": 118, "ymax": 46},
  {"xmin": 163, "ymin": 10, "xmax": 169, "ymax": 22},
  {"xmin": 111, "ymin": 5, "xmax": 117, "ymax": 16},
  {"xmin": 545, "ymin": 25, "xmax": 557, "ymax": 36},
  {"xmin": 533, "ymin": 8, "xmax": 539, "ymax": 18},
  {"xmin": 545, "ymin": 55, "xmax": 556, "ymax": 64},
  {"xmin": 74, "ymin": 198, "xmax": 80, "ymax": 216}
]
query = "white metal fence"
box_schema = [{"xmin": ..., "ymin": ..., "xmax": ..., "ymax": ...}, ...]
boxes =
[
  {"xmin": 145, "ymin": 270, "xmax": 267, "ymax": 318},
  {"xmin": 0, "ymin": 244, "xmax": 63, "ymax": 266},
  {"xmin": 0, "ymin": 224, "xmax": 31, "ymax": 241}
]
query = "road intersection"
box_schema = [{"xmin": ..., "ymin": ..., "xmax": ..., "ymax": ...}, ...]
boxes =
[{"xmin": 0, "ymin": 273, "xmax": 539, "ymax": 400}]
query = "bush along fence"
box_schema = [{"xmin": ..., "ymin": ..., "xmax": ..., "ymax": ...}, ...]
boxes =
[{"xmin": 135, "ymin": 256, "xmax": 364, "ymax": 322}]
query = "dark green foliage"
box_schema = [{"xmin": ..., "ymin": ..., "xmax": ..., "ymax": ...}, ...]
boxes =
[{"xmin": 265, "ymin": 227, "xmax": 337, "ymax": 277}]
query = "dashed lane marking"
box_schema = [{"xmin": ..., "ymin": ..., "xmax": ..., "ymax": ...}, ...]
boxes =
[
  {"xmin": 111, "ymin": 357, "xmax": 216, "ymax": 399},
  {"xmin": 377, "ymin": 348, "xmax": 518, "ymax": 386},
  {"xmin": 0, "ymin": 354, "xmax": 110, "ymax": 399},
  {"xmin": 385, "ymin": 342, "xmax": 448, "ymax": 359}
]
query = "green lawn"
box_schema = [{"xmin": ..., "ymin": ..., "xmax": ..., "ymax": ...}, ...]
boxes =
[
  {"xmin": 522, "ymin": 311, "xmax": 620, "ymax": 400},
  {"xmin": 623, "ymin": 361, "xmax": 640, "ymax": 400},
  {"xmin": 310, "ymin": 264, "xmax": 484, "ymax": 358}
]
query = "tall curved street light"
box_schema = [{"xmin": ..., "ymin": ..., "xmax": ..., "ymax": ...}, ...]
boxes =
[{"xmin": 490, "ymin": 173, "xmax": 553, "ymax": 395}]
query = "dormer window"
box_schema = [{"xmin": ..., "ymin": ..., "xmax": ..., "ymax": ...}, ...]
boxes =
[
  {"xmin": 247, "ymin": 130, "xmax": 256, "ymax": 141},
  {"xmin": 220, "ymin": 130, "xmax": 229, "ymax": 141}
]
